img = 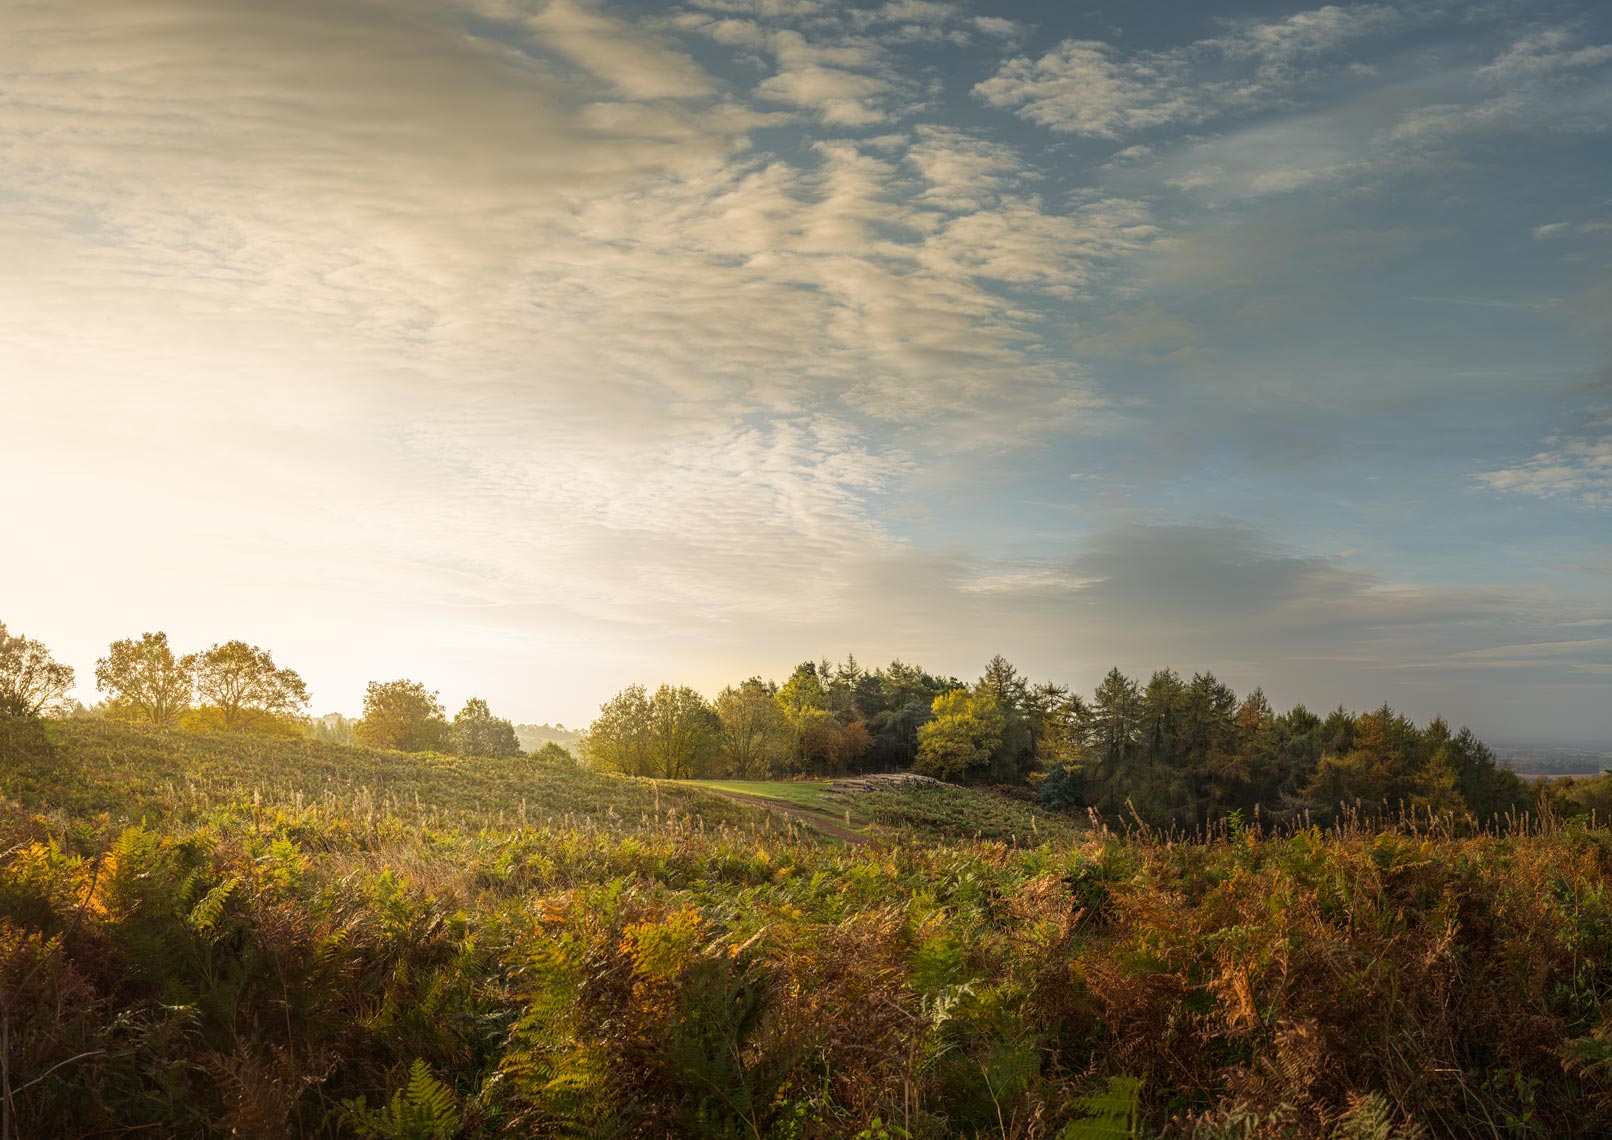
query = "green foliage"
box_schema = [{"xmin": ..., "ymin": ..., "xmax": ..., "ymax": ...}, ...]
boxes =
[
  {"xmin": 914, "ymin": 687, "xmax": 1005, "ymax": 783},
  {"xmin": 340, "ymin": 1059, "xmax": 463, "ymax": 1140},
  {"xmin": 852, "ymin": 783, "xmax": 1079, "ymax": 845},
  {"xmin": 0, "ymin": 618, "xmax": 75, "ymax": 718},
  {"xmin": 616, "ymin": 656, "xmax": 965, "ymax": 779},
  {"xmin": 2, "ymin": 717, "xmax": 768, "ymax": 833},
  {"xmin": 1041, "ymin": 667, "xmax": 1530, "ymax": 832},
  {"xmin": 530, "ymin": 740, "xmax": 576, "ymax": 765},
  {"xmin": 586, "ymin": 683, "xmax": 724, "ymax": 778},
  {"xmin": 1059, "ymin": 1076, "xmax": 1141, "ymax": 1139},
  {"xmin": 358, "ymin": 678, "xmax": 452, "ymax": 752},
  {"xmin": 188, "ymin": 638, "xmax": 310, "ymax": 730},
  {"xmin": 1333, "ymin": 1092, "xmax": 1424, "ymax": 1140},
  {"xmin": 451, "ymin": 697, "xmax": 522, "ymax": 758},
  {"xmin": 96, "ymin": 630, "xmax": 193, "ymax": 727},
  {"xmin": 716, "ymin": 678, "xmax": 790, "ymax": 778}
]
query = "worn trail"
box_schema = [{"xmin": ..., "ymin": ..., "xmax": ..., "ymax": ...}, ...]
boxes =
[{"xmin": 699, "ymin": 788, "xmax": 870, "ymax": 845}]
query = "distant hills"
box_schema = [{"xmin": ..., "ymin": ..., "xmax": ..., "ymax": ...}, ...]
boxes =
[{"xmin": 515, "ymin": 721, "xmax": 582, "ymax": 755}]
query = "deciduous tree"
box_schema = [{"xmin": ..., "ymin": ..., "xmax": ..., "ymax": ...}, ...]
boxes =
[
  {"xmin": 451, "ymin": 697, "xmax": 522, "ymax": 758},
  {"xmin": 716, "ymin": 678, "xmax": 788, "ymax": 778},
  {"xmin": 188, "ymin": 640, "xmax": 309, "ymax": 732},
  {"xmin": 0, "ymin": 621, "xmax": 74, "ymax": 718},
  {"xmin": 914, "ymin": 688, "xmax": 1005, "ymax": 783},
  {"xmin": 648, "ymin": 684, "xmax": 723, "ymax": 779},
  {"xmin": 583, "ymin": 684, "xmax": 654, "ymax": 776},
  {"xmin": 356, "ymin": 679, "xmax": 449, "ymax": 752},
  {"xmin": 95, "ymin": 631, "xmax": 192, "ymax": 727}
]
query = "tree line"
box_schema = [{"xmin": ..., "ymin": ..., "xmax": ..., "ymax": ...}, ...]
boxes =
[
  {"xmin": 2, "ymin": 619, "xmax": 1545, "ymax": 826},
  {"xmin": 583, "ymin": 654, "xmax": 1536, "ymax": 826},
  {"xmin": 582, "ymin": 656, "xmax": 961, "ymax": 779},
  {"xmin": 0, "ymin": 622, "xmax": 530, "ymax": 759}
]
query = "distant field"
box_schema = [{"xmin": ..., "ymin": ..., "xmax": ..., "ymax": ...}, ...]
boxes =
[
  {"xmin": 677, "ymin": 777, "xmax": 1077, "ymax": 846},
  {"xmin": 681, "ymin": 778, "xmax": 838, "ymax": 810},
  {"xmin": 680, "ymin": 778, "xmax": 873, "ymax": 844}
]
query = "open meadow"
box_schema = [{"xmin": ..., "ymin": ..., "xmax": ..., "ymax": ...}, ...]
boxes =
[{"xmin": 2, "ymin": 716, "xmax": 1610, "ymax": 1138}]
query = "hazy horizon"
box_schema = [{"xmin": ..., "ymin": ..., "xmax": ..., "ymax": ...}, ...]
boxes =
[{"xmin": 4, "ymin": 0, "xmax": 1609, "ymax": 742}]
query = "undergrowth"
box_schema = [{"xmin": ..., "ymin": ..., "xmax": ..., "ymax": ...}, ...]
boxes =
[{"xmin": 0, "ymin": 717, "xmax": 1609, "ymax": 1137}]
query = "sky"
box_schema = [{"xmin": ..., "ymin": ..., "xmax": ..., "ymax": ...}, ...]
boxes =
[{"xmin": 2, "ymin": 0, "xmax": 1609, "ymax": 743}]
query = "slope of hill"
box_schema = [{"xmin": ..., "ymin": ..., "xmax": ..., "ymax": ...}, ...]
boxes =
[
  {"xmin": 0, "ymin": 717, "xmax": 769, "ymax": 834},
  {"xmin": 1, "ymin": 716, "xmax": 1609, "ymax": 1138}
]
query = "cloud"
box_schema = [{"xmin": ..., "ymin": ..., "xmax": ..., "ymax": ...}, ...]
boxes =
[
  {"xmin": 974, "ymin": 3, "xmax": 1400, "ymax": 138},
  {"xmin": 952, "ymin": 524, "xmax": 1612, "ymax": 733},
  {"xmin": 1477, "ymin": 428, "xmax": 1612, "ymax": 507},
  {"xmin": 6, "ymin": 0, "xmax": 1607, "ymax": 746},
  {"xmin": 974, "ymin": 40, "xmax": 1202, "ymax": 139},
  {"xmin": 904, "ymin": 125, "xmax": 1026, "ymax": 211},
  {"xmin": 755, "ymin": 58, "xmax": 899, "ymax": 125},
  {"xmin": 522, "ymin": 0, "xmax": 714, "ymax": 99},
  {"xmin": 734, "ymin": 26, "xmax": 921, "ymax": 125},
  {"xmin": 0, "ymin": 0, "xmax": 1177, "ymax": 720},
  {"xmin": 1530, "ymin": 217, "xmax": 1612, "ymax": 240},
  {"xmin": 1106, "ymin": 26, "xmax": 1612, "ymax": 208},
  {"xmin": 0, "ymin": 0, "xmax": 1155, "ymax": 437},
  {"xmin": 1214, "ymin": 4, "xmax": 1400, "ymax": 62},
  {"xmin": 1475, "ymin": 27, "xmax": 1612, "ymax": 83},
  {"xmin": 973, "ymin": 17, "xmax": 1022, "ymax": 41},
  {"xmin": 683, "ymin": 0, "xmax": 1002, "ymax": 122}
]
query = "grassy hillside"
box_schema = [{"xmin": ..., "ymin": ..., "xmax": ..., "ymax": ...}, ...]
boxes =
[
  {"xmin": 1, "ymin": 717, "xmax": 1610, "ymax": 1138},
  {"xmin": 2, "ymin": 717, "xmax": 770, "ymax": 833},
  {"xmin": 681, "ymin": 778, "xmax": 1082, "ymax": 846}
]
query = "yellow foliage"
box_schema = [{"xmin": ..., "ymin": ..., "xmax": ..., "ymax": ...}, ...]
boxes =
[
  {"xmin": 622, "ymin": 907, "xmax": 705, "ymax": 983},
  {"xmin": 181, "ymin": 704, "xmax": 304, "ymax": 736}
]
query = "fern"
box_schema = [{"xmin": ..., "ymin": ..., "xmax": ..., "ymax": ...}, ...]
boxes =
[
  {"xmin": 1334, "ymin": 1092, "xmax": 1424, "ymax": 1140},
  {"xmin": 339, "ymin": 1059, "xmax": 463, "ymax": 1140},
  {"xmin": 186, "ymin": 875, "xmax": 239, "ymax": 935},
  {"xmin": 1059, "ymin": 1076, "xmax": 1142, "ymax": 1140}
]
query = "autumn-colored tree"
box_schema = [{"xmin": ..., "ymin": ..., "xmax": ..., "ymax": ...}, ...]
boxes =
[
  {"xmin": 715, "ymin": 678, "xmax": 788, "ymax": 777},
  {"xmin": 451, "ymin": 697, "xmax": 522, "ymax": 758},
  {"xmin": 914, "ymin": 688, "xmax": 1005, "ymax": 783},
  {"xmin": 835, "ymin": 719, "xmax": 873, "ymax": 771},
  {"xmin": 794, "ymin": 713, "xmax": 844, "ymax": 774},
  {"xmin": 1305, "ymin": 705, "xmax": 1419, "ymax": 809},
  {"xmin": 185, "ymin": 640, "xmax": 309, "ymax": 732},
  {"xmin": 775, "ymin": 662, "xmax": 828, "ymax": 721},
  {"xmin": 95, "ymin": 631, "xmax": 193, "ymax": 727},
  {"xmin": 356, "ymin": 679, "xmax": 449, "ymax": 752},
  {"xmin": 647, "ymin": 684, "xmax": 724, "ymax": 779},
  {"xmin": 583, "ymin": 684, "xmax": 655, "ymax": 776},
  {"xmin": 0, "ymin": 620, "xmax": 74, "ymax": 718},
  {"xmin": 584, "ymin": 683, "xmax": 723, "ymax": 778}
]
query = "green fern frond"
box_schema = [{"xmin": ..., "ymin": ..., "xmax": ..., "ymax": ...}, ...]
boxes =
[
  {"xmin": 1334, "ymin": 1092, "xmax": 1424, "ymax": 1140},
  {"xmin": 186, "ymin": 875, "xmax": 239, "ymax": 935},
  {"xmin": 1060, "ymin": 1076, "xmax": 1142, "ymax": 1140},
  {"xmin": 340, "ymin": 1059, "xmax": 462, "ymax": 1140}
]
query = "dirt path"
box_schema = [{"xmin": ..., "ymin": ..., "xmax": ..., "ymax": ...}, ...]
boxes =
[{"xmin": 701, "ymin": 788, "xmax": 870, "ymax": 845}]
